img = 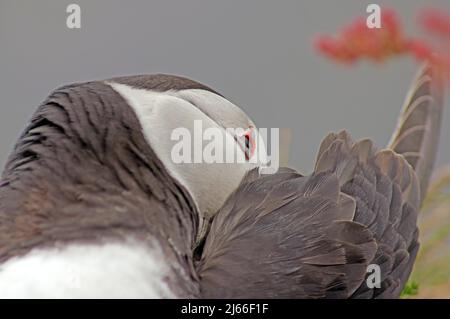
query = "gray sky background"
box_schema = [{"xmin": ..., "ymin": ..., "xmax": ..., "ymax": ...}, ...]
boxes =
[{"xmin": 0, "ymin": 0, "xmax": 449, "ymax": 174}]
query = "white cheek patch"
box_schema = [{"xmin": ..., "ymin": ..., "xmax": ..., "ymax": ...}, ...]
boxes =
[
  {"xmin": 175, "ymin": 89, "xmax": 250, "ymax": 129},
  {"xmin": 0, "ymin": 239, "xmax": 176, "ymax": 298},
  {"xmin": 176, "ymin": 89, "xmax": 269, "ymax": 167},
  {"xmin": 107, "ymin": 83, "xmax": 252, "ymax": 228}
]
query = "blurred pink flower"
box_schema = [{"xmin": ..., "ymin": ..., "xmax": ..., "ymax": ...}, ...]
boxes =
[
  {"xmin": 315, "ymin": 7, "xmax": 450, "ymax": 81},
  {"xmin": 314, "ymin": 9, "xmax": 408, "ymax": 64},
  {"xmin": 419, "ymin": 9, "xmax": 450, "ymax": 39}
]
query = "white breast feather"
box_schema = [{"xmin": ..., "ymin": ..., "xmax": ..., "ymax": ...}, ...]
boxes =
[{"xmin": 0, "ymin": 239, "xmax": 176, "ymax": 298}]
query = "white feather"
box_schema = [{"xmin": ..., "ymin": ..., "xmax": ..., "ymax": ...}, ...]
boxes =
[
  {"xmin": 107, "ymin": 83, "xmax": 258, "ymax": 240},
  {"xmin": 0, "ymin": 239, "xmax": 176, "ymax": 298}
]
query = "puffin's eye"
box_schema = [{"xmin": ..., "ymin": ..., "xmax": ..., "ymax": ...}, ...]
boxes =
[
  {"xmin": 242, "ymin": 128, "xmax": 256, "ymax": 161},
  {"xmin": 235, "ymin": 127, "xmax": 256, "ymax": 161},
  {"xmin": 244, "ymin": 134, "xmax": 250, "ymax": 150}
]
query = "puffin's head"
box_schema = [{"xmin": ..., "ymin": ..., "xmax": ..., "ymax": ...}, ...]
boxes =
[{"xmin": 107, "ymin": 75, "xmax": 267, "ymax": 241}]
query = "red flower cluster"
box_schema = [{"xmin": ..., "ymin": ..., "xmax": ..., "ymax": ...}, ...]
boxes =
[
  {"xmin": 411, "ymin": 9, "xmax": 450, "ymax": 77},
  {"xmin": 315, "ymin": 9, "xmax": 408, "ymax": 64},
  {"xmin": 420, "ymin": 9, "xmax": 450, "ymax": 39},
  {"xmin": 315, "ymin": 7, "xmax": 450, "ymax": 78}
]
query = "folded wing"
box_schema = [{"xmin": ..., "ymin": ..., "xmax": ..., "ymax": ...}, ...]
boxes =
[{"xmin": 198, "ymin": 64, "xmax": 443, "ymax": 298}]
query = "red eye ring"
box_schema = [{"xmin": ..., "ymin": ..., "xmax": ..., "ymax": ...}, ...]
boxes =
[{"xmin": 243, "ymin": 127, "xmax": 256, "ymax": 161}]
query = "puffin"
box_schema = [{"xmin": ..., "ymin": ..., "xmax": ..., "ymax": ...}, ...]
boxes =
[{"xmin": 0, "ymin": 64, "xmax": 444, "ymax": 298}]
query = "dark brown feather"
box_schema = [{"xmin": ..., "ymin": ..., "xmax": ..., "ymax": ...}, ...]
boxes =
[
  {"xmin": 388, "ymin": 63, "xmax": 444, "ymax": 202},
  {"xmin": 0, "ymin": 79, "xmax": 202, "ymax": 297},
  {"xmin": 199, "ymin": 129, "xmax": 421, "ymax": 298}
]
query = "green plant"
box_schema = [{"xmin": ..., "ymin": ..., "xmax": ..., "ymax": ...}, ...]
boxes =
[{"xmin": 400, "ymin": 281, "xmax": 419, "ymax": 298}]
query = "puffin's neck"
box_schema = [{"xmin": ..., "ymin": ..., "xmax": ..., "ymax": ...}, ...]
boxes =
[{"xmin": 0, "ymin": 82, "xmax": 200, "ymax": 296}]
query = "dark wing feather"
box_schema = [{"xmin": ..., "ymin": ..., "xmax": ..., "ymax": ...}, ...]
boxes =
[
  {"xmin": 198, "ymin": 129, "xmax": 420, "ymax": 298},
  {"xmin": 315, "ymin": 131, "xmax": 420, "ymax": 298},
  {"xmin": 198, "ymin": 166, "xmax": 377, "ymax": 298},
  {"xmin": 388, "ymin": 63, "xmax": 444, "ymax": 202},
  {"xmin": 198, "ymin": 64, "xmax": 440, "ymax": 298}
]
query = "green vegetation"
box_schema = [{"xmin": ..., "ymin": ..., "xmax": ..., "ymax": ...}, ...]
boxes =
[
  {"xmin": 409, "ymin": 165, "xmax": 450, "ymax": 298},
  {"xmin": 400, "ymin": 281, "xmax": 419, "ymax": 298}
]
